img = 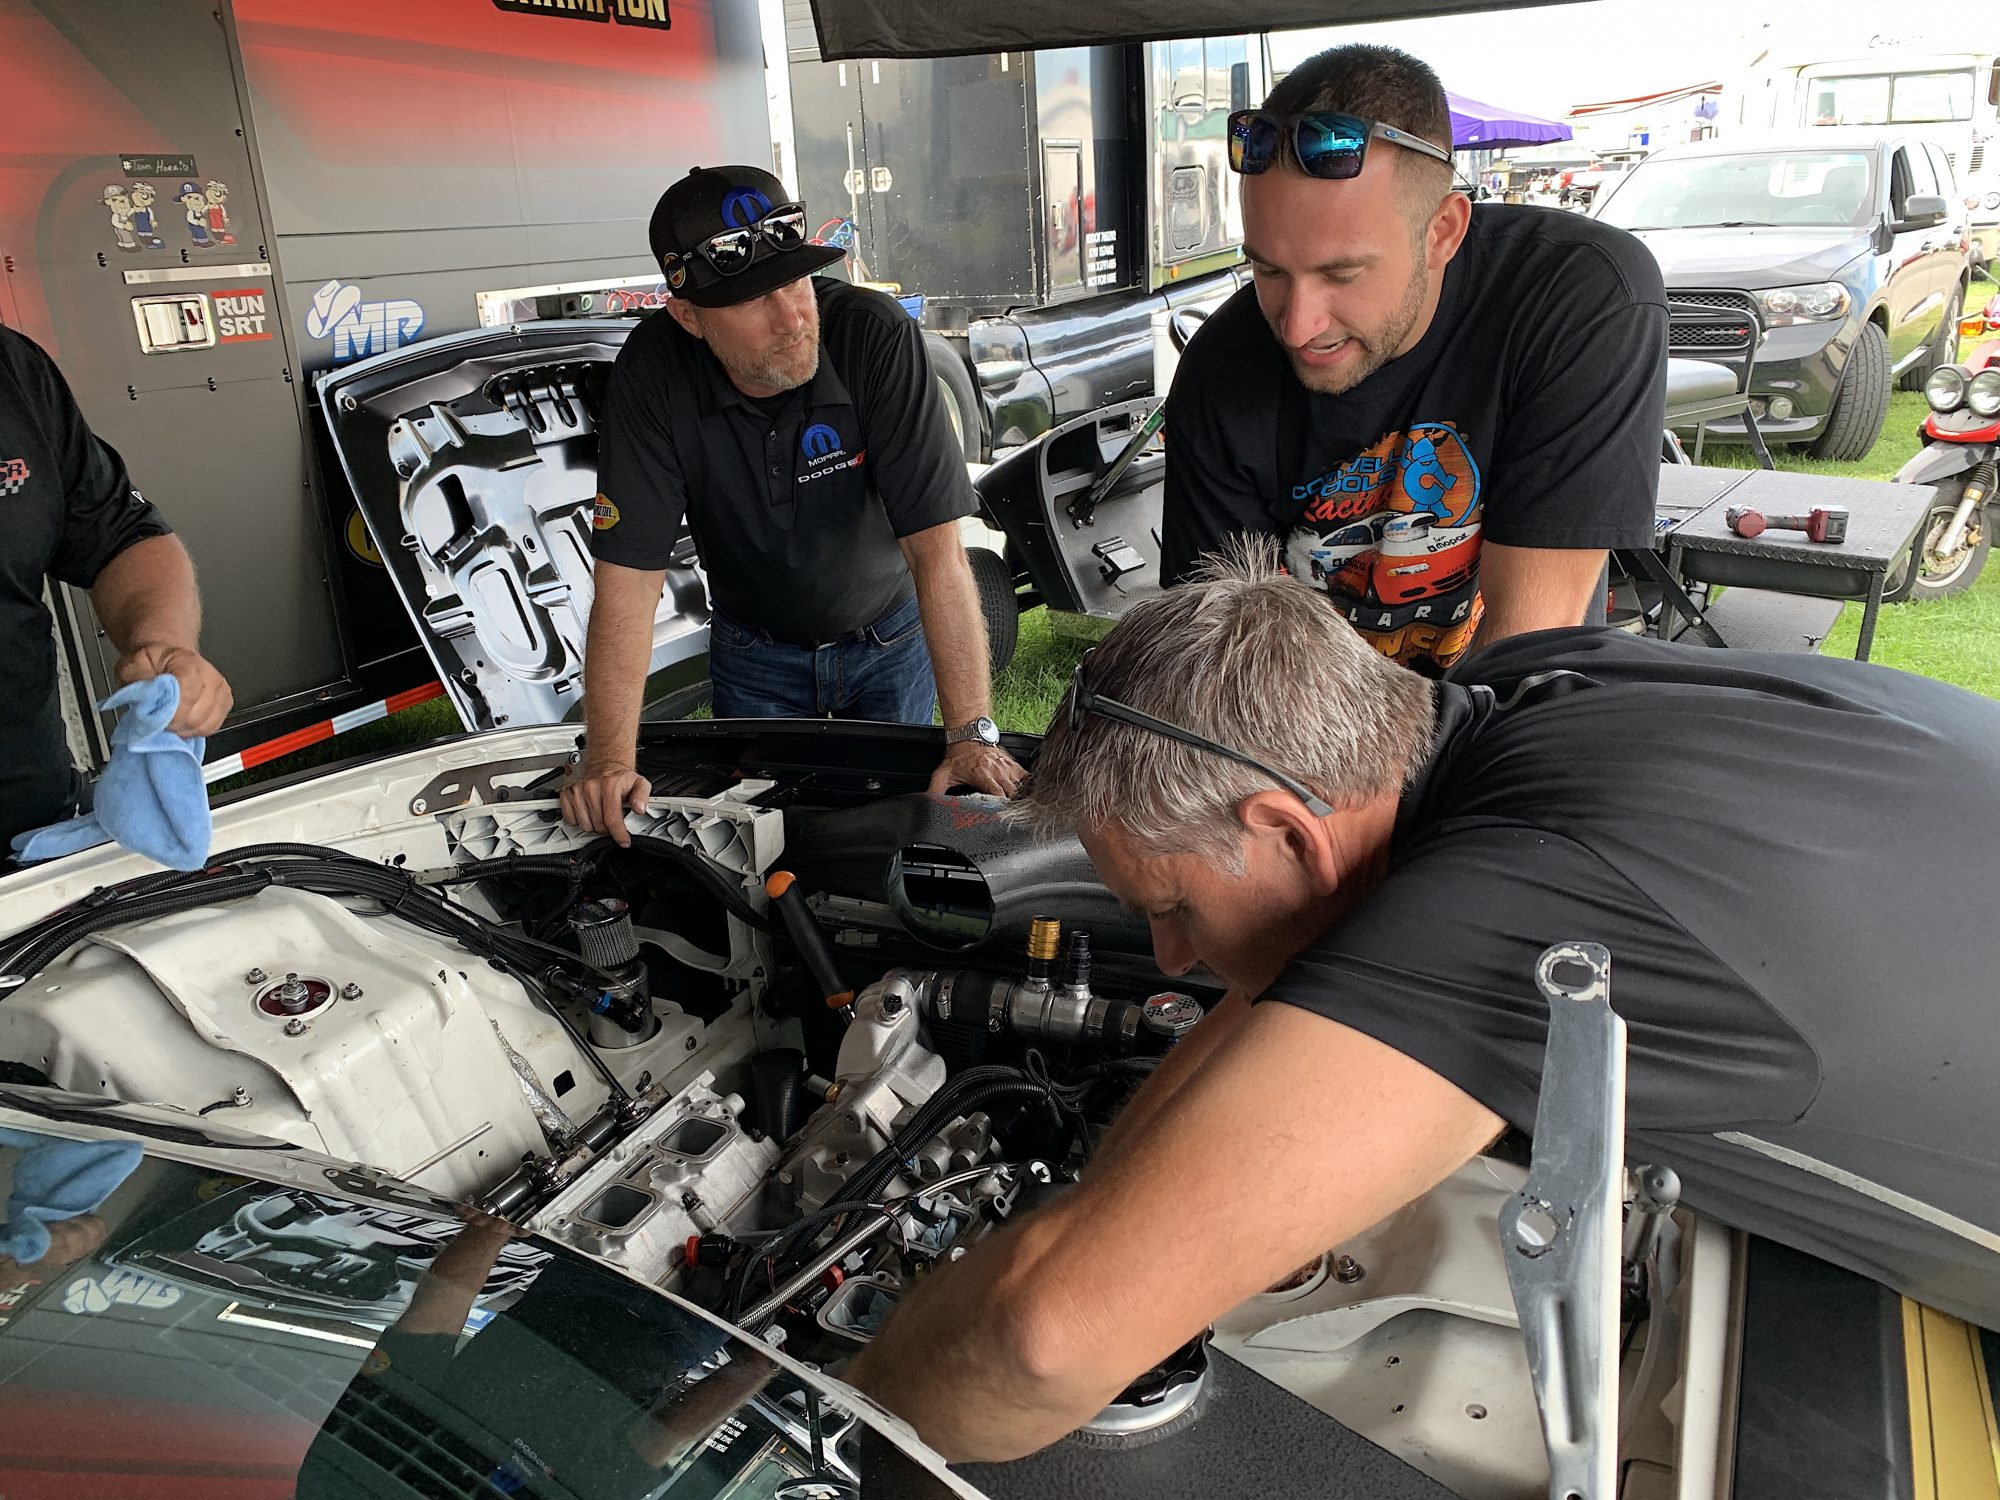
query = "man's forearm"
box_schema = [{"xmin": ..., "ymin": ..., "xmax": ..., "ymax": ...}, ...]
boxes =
[
  {"xmin": 581, "ymin": 564, "xmax": 666, "ymax": 766},
  {"xmin": 1470, "ymin": 542, "xmax": 1608, "ymax": 649},
  {"xmin": 1090, "ymin": 989, "xmax": 1249, "ymax": 1170},
  {"xmin": 903, "ymin": 533, "xmax": 992, "ymax": 726},
  {"xmin": 89, "ymin": 535, "xmax": 200, "ymax": 654},
  {"xmin": 847, "ymin": 1212, "xmax": 1103, "ymax": 1462}
]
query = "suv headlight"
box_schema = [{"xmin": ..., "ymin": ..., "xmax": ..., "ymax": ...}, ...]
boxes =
[
  {"xmin": 1969, "ymin": 369, "xmax": 2000, "ymax": 417},
  {"xmin": 1755, "ymin": 283, "xmax": 1851, "ymax": 327},
  {"xmin": 1927, "ymin": 366, "xmax": 1968, "ymax": 412}
]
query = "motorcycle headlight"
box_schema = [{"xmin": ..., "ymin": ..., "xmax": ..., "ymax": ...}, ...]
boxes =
[
  {"xmin": 1968, "ymin": 369, "xmax": 2000, "ymax": 417},
  {"xmin": 1756, "ymin": 283, "xmax": 1851, "ymax": 327},
  {"xmin": 1927, "ymin": 366, "xmax": 1969, "ymax": 412},
  {"xmin": 1985, "ymin": 191, "xmax": 2000, "ymax": 211}
]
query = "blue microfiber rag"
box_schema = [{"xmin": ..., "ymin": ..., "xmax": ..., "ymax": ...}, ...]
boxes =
[
  {"xmin": 9, "ymin": 674, "xmax": 212, "ymax": 871},
  {"xmin": 0, "ymin": 1127, "xmax": 144, "ymax": 1265}
]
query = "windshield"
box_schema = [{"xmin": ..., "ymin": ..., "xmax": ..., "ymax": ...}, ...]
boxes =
[
  {"xmin": 0, "ymin": 1124, "xmax": 952, "ymax": 1499},
  {"xmin": 1596, "ymin": 151, "xmax": 1875, "ymax": 231},
  {"xmin": 1804, "ymin": 69, "xmax": 1975, "ymax": 126}
]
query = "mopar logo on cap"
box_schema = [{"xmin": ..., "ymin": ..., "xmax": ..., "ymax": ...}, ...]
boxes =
[
  {"xmin": 721, "ymin": 186, "xmax": 773, "ymax": 227},
  {"xmin": 801, "ymin": 423, "xmax": 841, "ymax": 460}
]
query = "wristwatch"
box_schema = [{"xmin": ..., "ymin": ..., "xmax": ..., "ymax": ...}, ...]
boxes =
[{"xmin": 944, "ymin": 715, "xmax": 1001, "ymax": 747}]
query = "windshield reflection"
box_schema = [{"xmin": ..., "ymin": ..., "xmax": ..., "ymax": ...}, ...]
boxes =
[{"xmin": 0, "ymin": 1123, "xmax": 943, "ymax": 1500}]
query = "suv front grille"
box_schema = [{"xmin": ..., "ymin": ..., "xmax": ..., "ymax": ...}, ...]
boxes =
[
  {"xmin": 1671, "ymin": 324, "xmax": 1755, "ymax": 350},
  {"xmin": 1668, "ymin": 292, "xmax": 1750, "ymax": 313},
  {"xmin": 1667, "ymin": 289, "xmax": 1760, "ymax": 359}
]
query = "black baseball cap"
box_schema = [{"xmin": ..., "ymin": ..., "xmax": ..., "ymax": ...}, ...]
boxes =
[{"xmin": 648, "ymin": 165, "xmax": 845, "ymax": 308}]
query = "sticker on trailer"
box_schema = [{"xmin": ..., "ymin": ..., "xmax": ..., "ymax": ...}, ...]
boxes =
[
  {"xmin": 63, "ymin": 1269, "xmax": 184, "ymax": 1315},
  {"xmin": 1085, "ymin": 229, "xmax": 1120, "ymax": 288},
  {"xmin": 102, "ymin": 185, "xmax": 142, "ymax": 254},
  {"xmin": 211, "ymin": 285, "xmax": 274, "ymax": 343},
  {"xmin": 491, "ymin": 0, "xmax": 673, "ymax": 31},
  {"xmin": 345, "ymin": 508, "xmax": 384, "ymax": 565},
  {"xmin": 119, "ymin": 153, "xmax": 198, "ymax": 178},
  {"xmin": 305, "ymin": 279, "xmax": 426, "ymax": 365}
]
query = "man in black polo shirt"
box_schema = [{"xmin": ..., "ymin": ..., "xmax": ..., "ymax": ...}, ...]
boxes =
[
  {"xmin": 0, "ymin": 326, "xmax": 231, "ymax": 854},
  {"xmin": 1162, "ymin": 45, "xmax": 1667, "ymax": 673},
  {"xmin": 564, "ymin": 167, "xmax": 1023, "ymax": 840},
  {"xmin": 847, "ymin": 556, "xmax": 2000, "ymax": 1462}
]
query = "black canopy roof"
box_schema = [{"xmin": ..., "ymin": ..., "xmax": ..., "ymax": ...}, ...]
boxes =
[{"xmin": 804, "ymin": 0, "xmax": 1582, "ymax": 61}]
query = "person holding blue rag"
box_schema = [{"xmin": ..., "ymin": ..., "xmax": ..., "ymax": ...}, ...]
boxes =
[{"xmin": 0, "ymin": 326, "xmax": 231, "ymax": 861}]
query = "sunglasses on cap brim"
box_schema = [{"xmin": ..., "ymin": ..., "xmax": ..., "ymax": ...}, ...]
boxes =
[
  {"xmin": 1227, "ymin": 110, "xmax": 1454, "ymax": 180},
  {"xmin": 666, "ymin": 201, "xmax": 811, "ymax": 282}
]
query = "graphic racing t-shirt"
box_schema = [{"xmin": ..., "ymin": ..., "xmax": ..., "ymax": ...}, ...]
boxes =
[{"xmin": 1163, "ymin": 204, "xmax": 1667, "ymax": 672}]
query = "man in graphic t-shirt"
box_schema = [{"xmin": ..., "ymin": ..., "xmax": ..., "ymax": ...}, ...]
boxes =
[{"xmin": 1162, "ymin": 44, "xmax": 1667, "ymax": 672}]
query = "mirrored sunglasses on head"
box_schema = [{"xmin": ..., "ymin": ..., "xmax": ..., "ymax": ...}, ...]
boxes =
[
  {"xmin": 671, "ymin": 201, "xmax": 811, "ymax": 279},
  {"xmin": 1227, "ymin": 109, "xmax": 1453, "ymax": 180}
]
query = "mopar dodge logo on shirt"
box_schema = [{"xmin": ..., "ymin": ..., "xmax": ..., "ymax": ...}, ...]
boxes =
[{"xmin": 798, "ymin": 423, "xmax": 865, "ymax": 483}]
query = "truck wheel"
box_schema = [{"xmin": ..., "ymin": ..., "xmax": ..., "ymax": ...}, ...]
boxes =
[
  {"xmin": 924, "ymin": 333, "xmax": 982, "ymax": 463},
  {"xmin": 1900, "ymin": 283, "xmax": 1963, "ymax": 391},
  {"xmin": 1807, "ymin": 321, "xmax": 1890, "ymax": 463},
  {"xmin": 966, "ymin": 546, "xmax": 1019, "ymax": 674}
]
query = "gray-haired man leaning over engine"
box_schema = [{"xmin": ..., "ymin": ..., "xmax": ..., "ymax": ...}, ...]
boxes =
[{"xmin": 846, "ymin": 552, "xmax": 2000, "ymax": 1462}]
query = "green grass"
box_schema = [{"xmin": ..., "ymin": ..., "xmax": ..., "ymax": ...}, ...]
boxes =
[
  {"xmin": 219, "ymin": 283, "xmax": 2000, "ymax": 789},
  {"xmin": 1700, "ymin": 271, "xmax": 2000, "ymax": 695}
]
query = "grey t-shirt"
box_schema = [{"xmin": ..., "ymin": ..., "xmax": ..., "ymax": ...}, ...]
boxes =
[{"xmin": 1267, "ymin": 627, "xmax": 2000, "ymax": 1326}]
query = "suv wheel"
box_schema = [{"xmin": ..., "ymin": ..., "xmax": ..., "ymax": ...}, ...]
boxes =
[
  {"xmin": 1807, "ymin": 321, "xmax": 1891, "ymax": 463},
  {"xmin": 1900, "ymin": 283, "xmax": 1964, "ymax": 392}
]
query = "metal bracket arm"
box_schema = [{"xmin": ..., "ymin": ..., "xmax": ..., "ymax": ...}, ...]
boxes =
[{"xmin": 1499, "ymin": 942, "xmax": 1628, "ymax": 1500}]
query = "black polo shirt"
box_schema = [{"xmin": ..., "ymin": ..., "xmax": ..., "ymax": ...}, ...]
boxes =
[
  {"xmin": 591, "ymin": 278, "xmax": 973, "ymax": 644},
  {"xmin": 1267, "ymin": 628, "xmax": 2000, "ymax": 1327},
  {"xmin": 0, "ymin": 328, "xmax": 171, "ymax": 849}
]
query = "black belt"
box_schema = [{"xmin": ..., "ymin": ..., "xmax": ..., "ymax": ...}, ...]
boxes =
[
  {"xmin": 718, "ymin": 609, "xmax": 880, "ymax": 651},
  {"xmin": 720, "ymin": 595, "xmax": 912, "ymax": 651}
]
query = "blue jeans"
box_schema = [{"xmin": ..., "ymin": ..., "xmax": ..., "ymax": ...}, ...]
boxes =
[{"xmin": 707, "ymin": 591, "xmax": 938, "ymax": 724}]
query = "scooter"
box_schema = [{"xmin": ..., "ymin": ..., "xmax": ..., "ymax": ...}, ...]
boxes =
[{"xmin": 1891, "ymin": 319, "xmax": 2000, "ymax": 600}]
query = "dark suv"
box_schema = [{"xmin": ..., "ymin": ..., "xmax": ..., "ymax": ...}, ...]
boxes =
[{"xmin": 1594, "ymin": 130, "xmax": 1969, "ymax": 461}]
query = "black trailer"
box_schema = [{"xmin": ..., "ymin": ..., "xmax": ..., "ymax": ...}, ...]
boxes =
[
  {"xmin": 0, "ymin": 0, "xmax": 770, "ymax": 771},
  {"xmin": 779, "ymin": 10, "xmax": 1264, "ymax": 458}
]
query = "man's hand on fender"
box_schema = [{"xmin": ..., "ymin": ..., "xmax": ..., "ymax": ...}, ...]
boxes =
[
  {"xmin": 561, "ymin": 761, "xmax": 652, "ymax": 847},
  {"xmin": 929, "ymin": 741, "xmax": 1027, "ymax": 798},
  {"xmin": 115, "ymin": 643, "xmax": 232, "ymax": 737}
]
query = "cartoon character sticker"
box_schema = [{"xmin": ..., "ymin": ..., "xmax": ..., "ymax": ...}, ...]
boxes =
[
  {"xmin": 103, "ymin": 185, "xmax": 139, "ymax": 252},
  {"xmin": 201, "ymin": 180, "xmax": 236, "ymax": 246},
  {"xmin": 177, "ymin": 180, "xmax": 214, "ymax": 247},
  {"xmin": 127, "ymin": 183, "xmax": 165, "ymax": 248}
]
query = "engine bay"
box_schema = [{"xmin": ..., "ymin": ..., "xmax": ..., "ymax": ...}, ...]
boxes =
[{"xmin": 0, "ymin": 723, "xmax": 1735, "ymax": 1499}]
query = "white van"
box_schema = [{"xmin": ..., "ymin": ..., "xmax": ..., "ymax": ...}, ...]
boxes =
[{"xmin": 1733, "ymin": 50, "xmax": 2000, "ymax": 265}]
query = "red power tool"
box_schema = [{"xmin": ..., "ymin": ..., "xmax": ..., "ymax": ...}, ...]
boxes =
[{"xmin": 1726, "ymin": 505, "xmax": 1849, "ymax": 544}]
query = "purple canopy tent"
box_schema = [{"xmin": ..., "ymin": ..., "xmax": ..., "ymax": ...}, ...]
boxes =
[{"xmin": 1446, "ymin": 91, "xmax": 1574, "ymax": 151}]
